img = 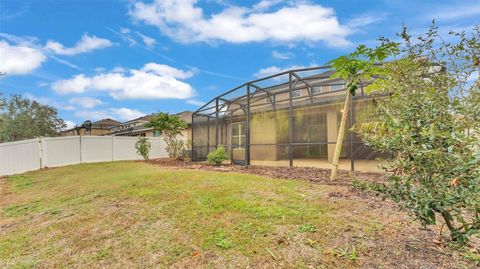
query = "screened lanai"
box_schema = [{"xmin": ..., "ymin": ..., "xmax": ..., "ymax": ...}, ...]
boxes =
[{"xmin": 191, "ymin": 66, "xmax": 385, "ymax": 172}]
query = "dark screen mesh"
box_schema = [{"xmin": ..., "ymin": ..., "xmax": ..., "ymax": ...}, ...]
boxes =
[
  {"xmin": 192, "ymin": 67, "xmax": 385, "ymax": 171},
  {"xmin": 192, "ymin": 114, "xmax": 209, "ymax": 161}
]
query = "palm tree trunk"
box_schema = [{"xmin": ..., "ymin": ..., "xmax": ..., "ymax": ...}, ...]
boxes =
[{"xmin": 330, "ymin": 91, "xmax": 351, "ymax": 180}]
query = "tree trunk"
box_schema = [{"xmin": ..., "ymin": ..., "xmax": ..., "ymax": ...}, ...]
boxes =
[
  {"xmin": 440, "ymin": 211, "xmax": 464, "ymax": 243},
  {"xmin": 330, "ymin": 91, "xmax": 351, "ymax": 180}
]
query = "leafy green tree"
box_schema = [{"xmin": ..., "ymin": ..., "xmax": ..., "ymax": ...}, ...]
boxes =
[
  {"xmin": 328, "ymin": 42, "xmax": 399, "ymax": 180},
  {"xmin": 135, "ymin": 136, "xmax": 151, "ymax": 160},
  {"xmin": 0, "ymin": 94, "xmax": 66, "ymax": 142},
  {"xmin": 358, "ymin": 24, "xmax": 480, "ymax": 244},
  {"xmin": 0, "ymin": 93, "xmax": 5, "ymax": 130},
  {"xmin": 145, "ymin": 112, "xmax": 187, "ymax": 159}
]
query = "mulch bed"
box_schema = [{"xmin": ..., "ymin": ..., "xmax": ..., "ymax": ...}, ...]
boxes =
[{"xmin": 147, "ymin": 158, "xmax": 385, "ymax": 186}]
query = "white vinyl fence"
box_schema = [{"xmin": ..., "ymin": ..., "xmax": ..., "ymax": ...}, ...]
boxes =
[{"xmin": 0, "ymin": 136, "xmax": 169, "ymax": 176}]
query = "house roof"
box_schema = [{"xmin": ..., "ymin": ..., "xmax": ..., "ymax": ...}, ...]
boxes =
[
  {"xmin": 92, "ymin": 118, "xmax": 122, "ymax": 128},
  {"xmin": 176, "ymin": 111, "xmax": 193, "ymax": 124},
  {"xmin": 60, "ymin": 118, "xmax": 122, "ymax": 133},
  {"xmin": 110, "ymin": 111, "xmax": 193, "ymax": 134},
  {"xmin": 124, "ymin": 114, "xmax": 154, "ymax": 123}
]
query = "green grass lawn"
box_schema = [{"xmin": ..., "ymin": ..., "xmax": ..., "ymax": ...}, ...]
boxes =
[{"xmin": 0, "ymin": 162, "xmax": 474, "ymax": 268}]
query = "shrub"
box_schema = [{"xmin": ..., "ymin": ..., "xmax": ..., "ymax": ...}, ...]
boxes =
[
  {"xmin": 135, "ymin": 136, "xmax": 151, "ymax": 160},
  {"xmin": 207, "ymin": 146, "xmax": 229, "ymax": 165},
  {"xmin": 357, "ymin": 24, "xmax": 480, "ymax": 244}
]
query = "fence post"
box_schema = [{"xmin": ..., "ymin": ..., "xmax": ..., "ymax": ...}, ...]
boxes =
[
  {"xmin": 39, "ymin": 137, "xmax": 44, "ymax": 169},
  {"xmin": 111, "ymin": 136, "xmax": 114, "ymax": 162},
  {"xmin": 79, "ymin": 135, "xmax": 83, "ymax": 164}
]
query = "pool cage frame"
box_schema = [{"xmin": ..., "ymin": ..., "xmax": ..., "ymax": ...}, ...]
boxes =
[{"xmin": 191, "ymin": 66, "xmax": 380, "ymax": 171}]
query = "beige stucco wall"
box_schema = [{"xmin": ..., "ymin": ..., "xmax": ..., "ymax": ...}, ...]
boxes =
[
  {"xmin": 180, "ymin": 127, "xmax": 192, "ymax": 141},
  {"xmin": 326, "ymin": 109, "xmax": 339, "ymax": 162}
]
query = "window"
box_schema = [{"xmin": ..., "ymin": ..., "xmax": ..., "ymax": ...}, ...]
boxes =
[
  {"xmin": 231, "ymin": 122, "xmax": 246, "ymax": 148},
  {"xmin": 153, "ymin": 131, "xmax": 161, "ymax": 137},
  {"xmin": 291, "ymin": 89, "xmax": 302, "ymax": 97},
  {"xmin": 330, "ymin": 82, "xmax": 345, "ymax": 91},
  {"xmin": 312, "ymin": 86, "xmax": 322, "ymax": 95}
]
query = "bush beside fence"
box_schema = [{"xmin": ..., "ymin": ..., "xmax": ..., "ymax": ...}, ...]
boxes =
[{"xmin": 0, "ymin": 136, "xmax": 169, "ymax": 176}]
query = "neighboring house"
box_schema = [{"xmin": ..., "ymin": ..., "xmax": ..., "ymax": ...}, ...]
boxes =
[
  {"xmin": 109, "ymin": 111, "xmax": 193, "ymax": 140},
  {"xmin": 191, "ymin": 66, "xmax": 382, "ymax": 171},
  {"xmin": 109, "ymin": 115, "xmax": 155, "ymax": 137},
  {"xmin": 61, "ymin": 118, "xmax": 121, "ymax": 136},
  {"xmin": 176, "ymin": 111, "xmax": 193, "ymax": 141}
]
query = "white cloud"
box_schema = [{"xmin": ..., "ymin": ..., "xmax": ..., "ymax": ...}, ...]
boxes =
[
  {"xmin": 75, "ymin": 107, "xmax": 145, "ymax": 122},
  {"xmin": 45, "ymin": 33, "xmax": 113, "ymax": 56},
  {"xmin": 0, "ymin": 33, "xmax": 84, "ymax": 72},
  {"xmin": 62, "ymin": 105, "xmax": 76, "ymax": 111},
  {"xmin": 111, "ymin": 66, "xmax": 127, "ymax": 73},
  {"xmin": 23, "ymin": 93, "xmax": 75, "ymax": 111},
  {"xmin": 52, "ymin": 63, "xmax": 195, "ymax": 100},
  {"xmin": 136, "ymin": 32, "xmax": 156, "ymax": 48},
  {"xmin": 107, "ymin": 27, "xmax": 156, "ymax": 48},
  {"xmin": 69, "ymin": 97, "xmax": 103, "ymax": 109},
  {"xmin": 110, "ymin": 27, "xmax": 138, "ymax": 46},
  {"xmin": 347, "ymin": 14, "xmax": 387, "ymax": 29},
  {"xmin": 0, "ymin": 41, "xmax": 46, "ymax": 75},
  {"xmin": 253, "ymin": 0, "xmax": 284, "ymax": 11},
  {"xmin": 75, "ymin": 110, "xmax": 111, "ymax": 121},
  {"xmin": 254, "ymin": 64, "xmax": 309, "ymax": 78},
  {"xmin": 64, "ymin": 120, "xmax": 77, "ymax": 130},
  {"xmin": 186, "ymin": 99, "xmax": 205, "ymax": 106},
  {"xmin": 130, "ymin": 0, "xmax": 352, "ymax": 46},
  {"xmin": 120, "ymin": 27, "xmax": 131, "ymax": 34},
  {"xmin": 272, "ymin": 50, "xmax": 293, "ymax": 60},
  {"xmin": 52, "ymin": 74, "xmax": 91, "ymax": 94},
  {"xmin": 49, "ymin": 55, "xmax": 81, "ymax": 70},
  {"xmin": 141, "ymin": 63, "xmax": 195, "ymax": 79},
  {"xmin": 37, "ymin": 81, "xmax": 49, "ymax": 87},
  {"xmin": 0, "ymin": 33, "xmax": 39, "ymax": 46},
  {"xmin": 111, "ymin": 108, "xmax": 146, "ymax": 121},
  {"xmin": 94, "ymin": 67, "xmax": 106, "ymax": 73}
]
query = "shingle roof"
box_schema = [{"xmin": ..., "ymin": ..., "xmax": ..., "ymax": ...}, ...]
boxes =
[
  {"xmin": 176, "ymin": 111, "xmax": 193, "ymax": 124},
  {"xmin": 124, "ymin": 114, "xmax": 153, "ymax": 123},
  {"xmin": 92, "ymin": 118, "xmax": 122, "ymax": 127}
]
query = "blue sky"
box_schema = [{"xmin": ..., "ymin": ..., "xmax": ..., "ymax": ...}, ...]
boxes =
[{"xmin": 0, "ymin": 0, "xmax": 479, "ymax": 127}]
